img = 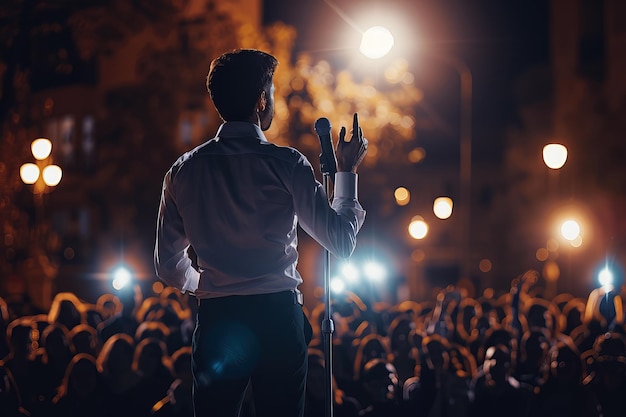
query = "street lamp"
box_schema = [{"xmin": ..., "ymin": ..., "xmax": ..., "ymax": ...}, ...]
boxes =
[
  {"xmin": 18, "ymin": 137, "xmax": 62, "ymax": 309},
  {"xmin": 20, "ymin": 137, "xmax": 62, "ymax": 195},
  {"xmin": 360, "ymin": 26, "xmax": 395, "ymax": 59},
  {"xmin": 408, "ymin": 216, "xmax": 429, "ymax": 240},
  {"xmin": 358, "ymin": 27, "xmax": 473, "ymax": 279},
  {"xmin": 433, "ymin": 197, "xmax": 453, "ymax": 220},
  {"xmin": 543, "ymin": 144, "xmax": 568, "ymax": 169}
]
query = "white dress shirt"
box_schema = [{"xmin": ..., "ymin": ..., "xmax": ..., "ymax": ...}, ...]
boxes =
[{"xmin": 154, "ymin": 122, "xmax": 366, "ymax": 298}]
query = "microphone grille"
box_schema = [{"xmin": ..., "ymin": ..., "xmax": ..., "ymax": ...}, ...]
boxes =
[{"xmin": 314, "ymin": 117, "xmax": 331, "ymax": 135}]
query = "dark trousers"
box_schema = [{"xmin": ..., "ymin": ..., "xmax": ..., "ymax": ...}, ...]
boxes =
[{"xmin": 192, "ymin": 291, "xmax": 311, "ymax": 417}]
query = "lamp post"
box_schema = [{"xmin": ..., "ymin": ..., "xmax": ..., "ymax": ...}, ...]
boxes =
[
  {"xmin": 19, "ymin": 137, "xmax": 62, "ymax": 308},
  {"xmin": 359, "ymin": 26, "xmax": 473, "ymax": 281},
  {"xmin": 542, "ymin": 143, "xmax": 568, "ymax": 297},
  {"xmin": 20, "ymin": 137, "xmax": 62, "ymax": 199},
  {"xmin": 433, "ymin": 53, "xmax": 473, "ymax": 281}
]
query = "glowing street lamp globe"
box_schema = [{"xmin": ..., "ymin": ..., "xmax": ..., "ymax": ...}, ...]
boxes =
[
  {"xmin": 433, "ymin": 197, "xmax": 453, "ymax": 219},
  {"xmin": 20, "ymin": 163, "xmax": 40, "ymax": 184},
  {"xmin": 31, "ymin": 138, "xmax": 52, "ymax": 160},
  {"xmin": 543, "ymin": 144, "xmax": 568, "ymax": 169},
  {"xmin": 42, "ymin": 165, "xmax": 63, "ymax": 186},
  {"xmin": 560, "ymin": 220, "xmax": 580, "ymax": 241},
  {"xmin": 360, "ymin": 26, "xmax": 395, "ymax": 59},
  {"xmin": 408, "ymin": 216, "xmax": 428, "ymax": 240},
  {"xmin": 394, "ymin": 187, "xmax": 410, "ymax": 206}
]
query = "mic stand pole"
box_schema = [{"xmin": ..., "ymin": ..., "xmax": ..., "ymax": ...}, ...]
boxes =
[{"xmin": 321, "ymin": 171, "xmax": 335, "ymax": 417}]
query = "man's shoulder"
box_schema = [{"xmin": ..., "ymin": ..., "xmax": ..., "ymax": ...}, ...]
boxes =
[
  {"xmin": 193, "ymin": 136, "xmax": 308, "ymax": 164},
  {"xmin": 258, "ymin": 141, "xmax": 308, "ymax": 163}
]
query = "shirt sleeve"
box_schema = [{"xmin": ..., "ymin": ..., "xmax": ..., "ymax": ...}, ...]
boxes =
[
  {"xmin": 291, "ymin": 159, "xmax": 366, "ymax": 259},
  {"xmin": 154, "ymin": 170, "xmax": 200, "ymax": 294}
]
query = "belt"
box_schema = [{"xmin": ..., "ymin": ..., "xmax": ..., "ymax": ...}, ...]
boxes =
[{"xmin": 197, "ymin": 289, "xmax": 304, "ymax": 306}]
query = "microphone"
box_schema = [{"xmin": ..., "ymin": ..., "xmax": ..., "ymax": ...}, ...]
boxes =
[{"xmin": 314, "ymin": 117, "xmax": 337, "ymax": 180}]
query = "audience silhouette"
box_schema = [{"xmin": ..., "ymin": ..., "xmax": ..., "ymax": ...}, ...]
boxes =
[{"xmin": 1, "ymin": 274, "xmax": 626, "ymax": 417}]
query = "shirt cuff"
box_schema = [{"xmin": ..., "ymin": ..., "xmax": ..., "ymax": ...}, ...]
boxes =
[
  {"xmin": 334, "ymin": 172, "xmax": 358, "ymax": 199},
  {"xmin": 181, "ymin": 268, "xmax": 200, "ymax": 294}
]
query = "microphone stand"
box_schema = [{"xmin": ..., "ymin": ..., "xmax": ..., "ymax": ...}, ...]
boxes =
[
  {"xmin": 315, "ymin": 116, "xmax": 337, "ymax": 417},
  {"xmin": 321, "ymin": 163, "xmax": 335, "ymax": 417}
]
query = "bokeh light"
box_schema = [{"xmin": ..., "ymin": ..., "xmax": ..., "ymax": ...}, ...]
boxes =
[
  {"xmin": 542, "ymin": 143, "xmax": 568, "ymax": 169},
  {"xmin": 363, "ymin": 260, "xmax": 387, "ymax": 282},
  {"xmin": 598, "ymin": 266, "xmax": 613, "ymax": 289},
  {"xmin": 111, "ymin": 266, "xmax": 132, "ymax": 290},
  {"xmin": 570, "ymin": 235, "xmax": 583, "ymax": 248},
  {"xmin": 331, "ymin": 276, "xmax": 346, "ymax": 294},
  {"xmin": 394, "ymin": 187, "xmax": 410, "ymax": 206},
  {"xmin": 341, "ymin": 263, "xmax": 360, "ymax": 283},
  {"xmin": 408, "ymin": 147, "xmax": 426, "ymax": 163},
  {"xmin": 31, "ymin": 138, "xmax": 52, "ymax": 160},
  {"xmin": 560, "ymin": 220, "xmax": 580, "ymax": 241},
  {"xmin": 433, "ymin": 197, "xmax": 453, "ymax": 219},
  {"xmin": 536, "ymin": 247, "xmax": 549, "ymax": 262},
  {"xmin": 20, "ymin": 163, "xmax": 40, "ymax": 184},
  {"xmin": 42, "ymin": 165, "xmax": 63, "ymax": 186},
  {"xmin": 408, "ymin": 216, "xmax": 428, "ymax": 240},
  {"xmin": 543, "ymin": 261, "xmax": 560, "ymax": 282},
  {"xmin": 360, "ymin": 26, "xmax": 394, "ymax": 59},
  {"xmin": 479, "ymin": 259, "xmax": 492, "ymax": 273}
]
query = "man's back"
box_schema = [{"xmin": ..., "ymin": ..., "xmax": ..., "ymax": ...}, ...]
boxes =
[{"xmin": 169, "ymin": 122, "xmax": 305, "ymax": 295}]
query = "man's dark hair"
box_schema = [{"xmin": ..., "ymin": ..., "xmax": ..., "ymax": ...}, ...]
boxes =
[{"xmin": 206, "ymin": 49, "xmax": 278, "ymax": 122}]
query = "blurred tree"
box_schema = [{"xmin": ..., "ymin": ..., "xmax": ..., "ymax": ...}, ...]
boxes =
[{"xmin": 1, "ymin": 0, "xmax": 423, "ymax": 303}]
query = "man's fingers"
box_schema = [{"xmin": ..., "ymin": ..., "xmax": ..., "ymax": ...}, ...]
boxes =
[
  {"xmin": 339, "ymin": 126, "xmax": 347, "ymax": 143},
  {"xmin": 353, "ymin": 113, "xmax": 359, "ymax": 133}
]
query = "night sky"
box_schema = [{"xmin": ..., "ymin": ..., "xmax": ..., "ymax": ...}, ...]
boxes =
[{"xmin": 263, "ymin": 0, "xmax": 551, "ymax": 163}]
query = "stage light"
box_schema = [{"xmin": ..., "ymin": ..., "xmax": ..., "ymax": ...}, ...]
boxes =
[
  {"xmin": 111, "ymin": 265, "xmax": 132, "ymax": 290},
  {"xmin": 363, "ymin": 260, "xmax": 387, "ymax": 282},
  {"xmin": 598, "ymin": 266, "xmax": 614, "ymax": 291},
  {"xmin": 331, "ymin": 277, "xmax": 346, "ymax": 294},
  {"xmin": 341, "ymin": 263, "xmax": 360, "ymax": 283}
]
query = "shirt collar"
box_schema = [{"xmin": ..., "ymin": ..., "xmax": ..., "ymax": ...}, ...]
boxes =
[{"xmin": 215, "ymin": 122, "xmax": 268, "ymax": 142}]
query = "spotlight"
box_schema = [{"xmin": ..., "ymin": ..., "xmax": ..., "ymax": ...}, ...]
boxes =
[
  {"xmin": 111, "ymin": 265, "xmax": 133, "ymax": 290},
  {"xmin": 331, "ymin": 277, "xmax": 346, "ymax": 294},
  {"xmin": 364, "ymin": 261, "xmax": 387, "ymax": 283},
  {"xmin": 341, "ymin": 263, "xmax": 360, "ymax": 283},
  {"xmin": 598, "ymin": 266, "xmax": 614, "ymax": 291}
]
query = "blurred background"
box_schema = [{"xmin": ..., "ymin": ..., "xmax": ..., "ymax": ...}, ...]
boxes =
[{"xmin": 1, "ymin": 0, "xmax": 625, "ymax": 311}]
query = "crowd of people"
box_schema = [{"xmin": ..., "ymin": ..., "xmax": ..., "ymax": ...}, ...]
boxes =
[{"xmin": 1, "ymin": 270, "xmax": 626, "ymax": 417}]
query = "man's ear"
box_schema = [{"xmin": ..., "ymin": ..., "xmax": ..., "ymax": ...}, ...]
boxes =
[{"xmin": 258, "ymin": 91, "xmax": 267, "ymax": 112}]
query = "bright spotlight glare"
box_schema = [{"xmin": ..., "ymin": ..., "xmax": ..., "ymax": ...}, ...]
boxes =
[
  {"xmin": 598, "ymin": 267, "xmax": 614, "ymax": 290},
  {"xmin": 560, "ymin": 220, "xmax": 580, "ymax": 241},
  {"xmin": 331, "ymin": 277, "xmax": 346, "ymax": 294},
  {"xmin": 543, "ymin": 144, "xmax": 568, "ymax": 169},
  {"xmin": 364, "ymin": 261, "xmax": 387, "ymax": 283},
  {"xmin": 112, "ymin": 266, "xmax": 132, "ymax": 290},
  {"xmin": 360, "ymin": 26, "xmax": 394, "ymax": 59},
  {"xmin": 341, "ymin": 263, "xmax": 360, "ymax": 282}
]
